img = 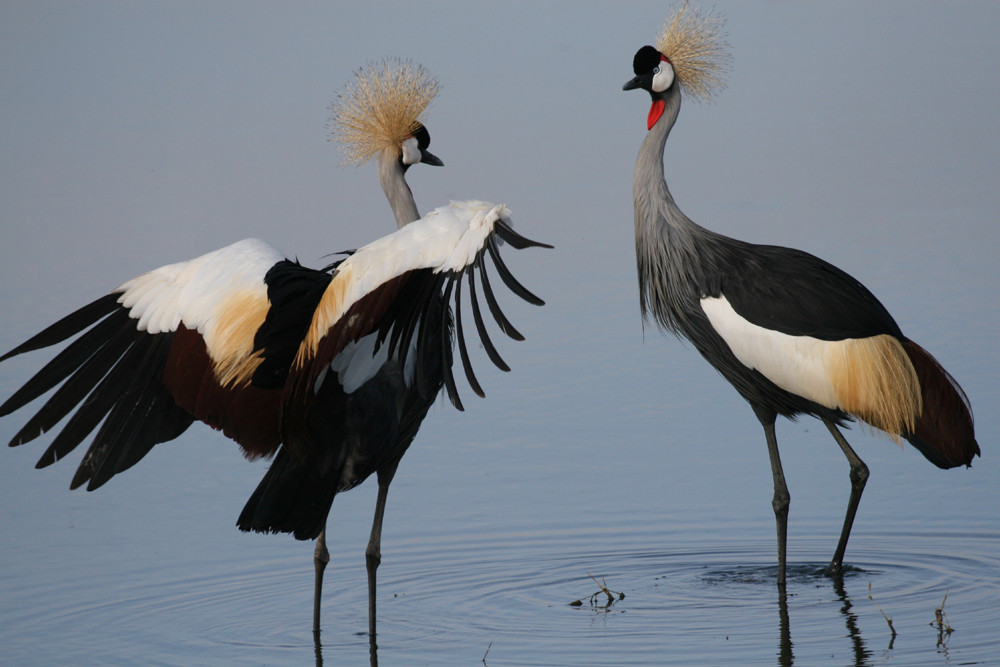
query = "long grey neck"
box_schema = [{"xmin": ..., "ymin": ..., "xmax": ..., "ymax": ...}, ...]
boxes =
[
  {"xmin": 377, "ymin": 149, "xmax": 420, "ymax": 229},
  {"xmin": 632, "ymin": 88, "xmax": 697, "ymax": 239},
  {"xmin": 632, "ymin": 87, "xmax": 714, "ymax": 331}
]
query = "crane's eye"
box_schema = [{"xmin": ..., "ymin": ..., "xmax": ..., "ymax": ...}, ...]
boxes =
[{"xmin": 650, "ymin": 62, "xmax": 675, "ymax": 93}]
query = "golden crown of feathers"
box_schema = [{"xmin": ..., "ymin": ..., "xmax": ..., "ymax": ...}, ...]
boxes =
[
  {"xmin": 330, "ymin": 58, "xmax": 440, "ymax": 165},
  {"xmin": 656, "ymin": 2, "xmax": 732, "ymax": 103}
]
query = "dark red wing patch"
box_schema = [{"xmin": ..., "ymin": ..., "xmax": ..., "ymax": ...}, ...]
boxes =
[{"xmin": 164, "ymin": 325, "xmax": 282, "ymax": 458}]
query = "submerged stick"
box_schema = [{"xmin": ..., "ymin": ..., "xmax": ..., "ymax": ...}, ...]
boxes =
[
  {"xmin": 568, "ymin": 573, "xmax": 626, "ymax": 609},
  {"xmin": 867, "ymin": 582, "xmax": 898, "ymax": 645},
  {"xmin": 931, "ymin": 591, "xmax": 954, "ymax": 647}
]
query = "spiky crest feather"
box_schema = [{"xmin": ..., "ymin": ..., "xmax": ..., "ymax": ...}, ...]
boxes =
[
  {"xmin": 656, "ymin": 2, "xmax": 732, "ymax": 103},
  {"xmin": 330, "ymin": 58, "xmax": 440, "ymax": 165}
]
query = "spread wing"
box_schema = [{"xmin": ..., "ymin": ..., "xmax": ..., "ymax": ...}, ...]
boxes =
[{"xmin": 0, "ymin": 201, "xmax": 551, "ymax": 505}]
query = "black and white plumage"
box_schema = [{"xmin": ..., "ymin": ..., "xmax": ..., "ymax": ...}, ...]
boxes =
[
  {"xmin": 0, "ymin": 200, "xmax": 550, "ymax": 628},
  {"xmin": 624, "ymin": 5, "xmax": 979, "ymax": 588}
]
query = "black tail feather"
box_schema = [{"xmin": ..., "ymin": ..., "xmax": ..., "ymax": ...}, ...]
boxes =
[{"xmin": 237, "ymin": 445, "xmax": 336, "ymax": 541}]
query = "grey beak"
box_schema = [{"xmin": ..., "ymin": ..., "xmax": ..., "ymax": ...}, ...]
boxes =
[
  {"xmin": 421, "ymin": 149, "xmax": 444, "ymax": 167},
  {"xmin": 623, "ymin": 76, "xmax": 643, "ymax": 91}
]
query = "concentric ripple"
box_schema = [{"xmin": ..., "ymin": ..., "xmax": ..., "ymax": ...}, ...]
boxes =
[{"xmin": 2, "ymin": 517, "xmax": 997, "ymax": 666}]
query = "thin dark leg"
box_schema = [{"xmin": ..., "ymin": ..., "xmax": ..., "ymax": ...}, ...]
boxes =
[
  {"xmin": 822, "ymin": 418, "xmax": 869, "ymax": 577},
  {"xmin": 313, "ymin": 527, "xmax": 329, "ymax": 635},
  {"xmin": 367, "ymin": 463, "xmax": 398, "ymax": 649},
  {"xmin": 754, "ymin": 406, "xmax": 789, "ymax": 590}
]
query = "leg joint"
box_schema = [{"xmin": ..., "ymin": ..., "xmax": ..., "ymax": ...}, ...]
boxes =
[
  {"xmin": 772, "ymin": 489, "xmax": 790, "ymax": 516},
  {"xmin": 850, "ymin": 461, "xmax": 870, "ymax": 486}
]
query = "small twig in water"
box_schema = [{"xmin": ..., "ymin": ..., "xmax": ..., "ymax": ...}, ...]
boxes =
[
  {"xmin": 568, "ymin": 573, "xmax": 626, "ymax": 609},
  {"xmin": 482, "ymin": 640, "xmax": 493, "ymax": 664},
  {"xmin": 868, "ymin": 582, "xmax": 898, "ymax": 645},
  {"xmin": 931, "ymin": 592, "xmax": 954, "ymax": 647}
]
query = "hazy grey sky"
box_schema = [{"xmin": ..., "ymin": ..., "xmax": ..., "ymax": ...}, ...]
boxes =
[{"xmin": 3, "ymin": 2, "xmax": 997, "ymax": 316}]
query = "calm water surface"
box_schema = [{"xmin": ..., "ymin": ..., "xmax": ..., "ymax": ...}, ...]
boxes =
[{"xmin": 1, "ymin": 247, "xmax": 997, "ymax": 666}]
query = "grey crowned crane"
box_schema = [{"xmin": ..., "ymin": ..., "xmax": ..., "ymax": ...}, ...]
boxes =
[
  {"xmin": 623, "ymin": 4, "xmax": 979, "ymax": 589},
  {"xmin": 308, "ymin": 58, "xmax": 447, "ymax": 635},
  {"xmin": 0, "ymin": 64, "xmax": 551, "ymax": 639}
]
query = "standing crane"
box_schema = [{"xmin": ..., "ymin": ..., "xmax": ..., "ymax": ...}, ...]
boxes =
[
  {"xmin": 623, "ymin": 4, "xmax": 979, "ymax": 589},
  {"xmin": 0, "ymin": 65, "xmax": 550, "ymax": 641},
  {"xmin": 307, "ymin": 58, "xmax": 447, "ymax": 636}
]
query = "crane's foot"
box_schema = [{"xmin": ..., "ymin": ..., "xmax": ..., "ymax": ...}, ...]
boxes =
[{"xmin": 824, "ymin": 560, "xmax": 846, "ymax": 580}]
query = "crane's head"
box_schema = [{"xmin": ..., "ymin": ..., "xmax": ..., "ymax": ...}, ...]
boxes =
[
  {"xmin": 623, "ymin": 2, "xmax": 731, "ymax": 129},
  {"xmin": 623, "ymin": 46, "xmax": 675, "ymax": 130},
  {"xmin": 330, "ymin": 58, "xmax": 443, "ymax": 168},
  {"xmin": 400, "ymin": 123, "xmax": 443, "ymax": 171}
]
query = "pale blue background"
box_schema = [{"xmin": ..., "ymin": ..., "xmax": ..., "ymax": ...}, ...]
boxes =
[{"xmin": 1, "ymin": 2, "xmax": 998, "ymax": 665}]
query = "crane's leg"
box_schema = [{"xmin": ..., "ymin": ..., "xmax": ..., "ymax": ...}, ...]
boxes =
[
  {"xmin": 754, "ymin": 406, "xmax": 789, "ymax": 590},
  {"xmin": 367, "ymin": 462, "xmax": 399, "ymax": 648},
  {"xmin": 822, "ymin": 418, "xmax": 869, "ymax": 578},
  {"xmin": 313, "ymin": 526, "xmax": 329, "ymax": 634}
]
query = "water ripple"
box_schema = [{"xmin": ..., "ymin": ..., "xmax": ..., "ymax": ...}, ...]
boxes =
[{"xmin": 2, "ymin": 521, "xmax": 997, "ymax": 666}]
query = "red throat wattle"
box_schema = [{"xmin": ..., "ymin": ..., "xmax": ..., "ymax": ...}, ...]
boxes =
[{"xmin": 647, "ymin": 99, "xmax": 665, "ymax": 130}]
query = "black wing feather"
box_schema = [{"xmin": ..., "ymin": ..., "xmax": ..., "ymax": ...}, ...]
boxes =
[
  {"xmin": 487, "ymin": 236, "xmax": 545, "ymax": 306},
  {"xmin": 467, "ymin": 260, "xmax": 510, "ymax": 372},
  {"xmin": 0, "ymin": 292, "xmax": 121, "ymax": 363},
  {"xmin": 439, "ymin": 274, "xmax": 464, "ymax": 410},
  {"xmin": 476, "ymin": 251, "xmax": 524, "ymax": 341},
  {"xmin": 12, "ymin": 314, "xmax": 136, "ymax": 451},
  {"xmin": 493, "ymin": 219, "xmax": 554, "ymax": 250},
  {"xmin": 453, "ymin": 269, "xmax": 485, "ymax": 398},
  {"xmin": 719, "ymin": 242, "xmax": 902, "ymax": 340},
  {"xmin": 86, "ymin": 334, "xmax": 176, "ymax": 490},
  {"xmin": 252, "ymin": 260, "xmax": 333, "ymax": 389},
  {"xmin": 1, "ymin": 307, "xmax": 132, "ymax": 422}
]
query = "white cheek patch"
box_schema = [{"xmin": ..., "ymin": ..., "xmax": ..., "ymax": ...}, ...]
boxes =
[
  {"xmin": 651, "ymin": 62, "xmax": 675, "ymax": 93},
  {"xmin": 700, "ymin": 295, "xmax": 841, "ymax": 410},
  {"xmin": 400, "ymin": 137, "xmax": 421, "ymax": 165}
]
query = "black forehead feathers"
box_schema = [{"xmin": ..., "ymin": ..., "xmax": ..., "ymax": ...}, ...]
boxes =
[
  {"xmin": 632, "ymin": 45, "xmax": 664, "ymax": 75},
  {"xmin": 412, "ymin": 124, "xmax": 431, "ymax": 150}
]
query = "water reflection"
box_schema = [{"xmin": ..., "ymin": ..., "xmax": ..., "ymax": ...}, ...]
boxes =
[
  {"xmin": 313, "ymin": 615, "xmax": 380, "ymax": 667},
  {"xmin": 777, "ymin": 591, "xmax": 792, "ymax": 667},
  {"xmin": 776, "ymin": 575, "xmax": 872, "ymax": 667},
  {"xmin": 833, "ymin": 578, "xmax": 872, "ymax": 667}
]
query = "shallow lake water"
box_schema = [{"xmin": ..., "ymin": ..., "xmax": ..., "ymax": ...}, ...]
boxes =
[{"xmin": 2, "ymin": 3, "xmax": 999, "ymax": 666}]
